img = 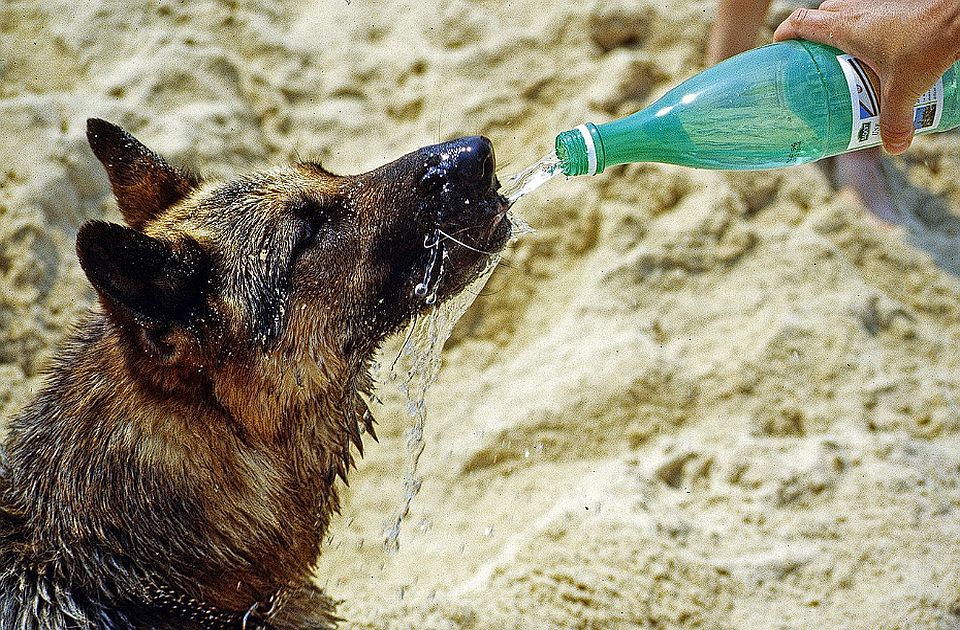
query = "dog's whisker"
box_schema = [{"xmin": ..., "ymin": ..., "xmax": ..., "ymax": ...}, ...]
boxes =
[
  {"xmin": 440, "ymin": 224, "xmax": 477, "ymax": 238},
  {"xmin": 475, "ymin": 284, "xmax": 508, "ymax": 297},
  {"xmin": 437, "ymin": 229, "xmax": 497, "ymax": 255}
]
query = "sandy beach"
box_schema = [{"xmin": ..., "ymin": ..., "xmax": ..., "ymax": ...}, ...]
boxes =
[{"xmin": 2, "ymin": 0, "xmax": 959, "ymax": 627}]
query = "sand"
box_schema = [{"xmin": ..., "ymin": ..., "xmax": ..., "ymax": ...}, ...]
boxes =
[{"xmin": 2, "ymin": 0, "xmax": 960, "ymax": 628}]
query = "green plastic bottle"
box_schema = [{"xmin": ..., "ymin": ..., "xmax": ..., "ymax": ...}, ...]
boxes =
[{"xmin": 555, "ymin": 40, "xmax": 960, "ymax": 175}]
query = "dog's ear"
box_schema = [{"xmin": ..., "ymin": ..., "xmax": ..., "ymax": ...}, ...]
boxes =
[
  {"xmin": 86, "ymin": 118, "xmax": 200, "ymax": 230},
  {"xmin": 76, "ymin": 221, "xmax": 210, "ymax": 331}
]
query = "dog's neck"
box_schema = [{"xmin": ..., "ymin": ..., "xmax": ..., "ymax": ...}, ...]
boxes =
[{"xmin": 5, "ymin": 312, "xmax": 369, "ymax": 615}]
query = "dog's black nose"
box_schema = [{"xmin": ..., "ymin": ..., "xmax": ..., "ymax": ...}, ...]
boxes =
[
  {"xmin": 455, "ymin": 136, "xmax": 495, "ymax": 185},
  {"xmin": 443, "ymin": 136, "xmax": 496, "ymax": 187}
]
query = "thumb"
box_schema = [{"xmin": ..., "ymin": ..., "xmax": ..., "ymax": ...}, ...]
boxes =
[
  {"xmin": 878, "ymin": 76, "xmax": 919, "ymax": 154},
  {"xmin": 774, "ymin": 7, "xmax": 842, "ymax": 45}
]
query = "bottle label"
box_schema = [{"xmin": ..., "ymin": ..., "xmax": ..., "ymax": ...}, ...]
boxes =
[{"xmin": 837, "ymin": 54, "xmax": 944, "ymax": 150}]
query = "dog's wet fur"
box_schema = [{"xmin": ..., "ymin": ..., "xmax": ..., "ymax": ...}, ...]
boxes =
[{"xmin": 0, "ymin": 119, "xmax": 510, "ymax": 628}]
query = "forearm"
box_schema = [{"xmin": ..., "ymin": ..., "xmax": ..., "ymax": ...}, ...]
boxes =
[{"xmin": 708, "ymin": 0, "xmax": 773, "ymax": 63}]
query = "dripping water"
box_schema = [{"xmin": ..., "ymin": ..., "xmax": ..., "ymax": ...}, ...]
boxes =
[
  {"xmin": 379, "ymin": 150, "xmax": 551, "ymax": 552},
  {"xmin": 380, "ymin": 256, "xmax": 502, "ymax": 554}
]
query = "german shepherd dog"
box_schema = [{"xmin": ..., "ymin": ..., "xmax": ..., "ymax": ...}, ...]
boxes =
[{"xmin": 0, "ymin": 119, "xmax": 510, "ymax": 628}]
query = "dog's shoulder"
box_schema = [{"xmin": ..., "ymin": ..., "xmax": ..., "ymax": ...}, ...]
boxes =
[
  {"xmin": 0, "ymin": 568, "xmax": 134, "ymax": 630},
  {"xmin": 0, "ymin": 469, "xmax": 132, "ymax": 630}
]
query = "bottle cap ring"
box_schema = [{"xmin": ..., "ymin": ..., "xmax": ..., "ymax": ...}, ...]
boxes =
[{"xmin": 576, "ymin": 124, "xmax": 598, "ymax": 176}]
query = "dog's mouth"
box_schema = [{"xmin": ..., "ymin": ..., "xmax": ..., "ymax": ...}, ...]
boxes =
[
  {"xmin": 353, "ymin": 135, "xmax": 512, "ymax": 334},
  {"xmin": 409, "ymin": 136, "xmax": 512, "ymax": 304}
]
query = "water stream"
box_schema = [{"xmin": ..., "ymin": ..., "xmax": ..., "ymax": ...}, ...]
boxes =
[
  {"xmin": 379, "ymin": 266, "xmax": 490, "ymax": 553},
  {"xmin": 379, "ymin": 161, "xmax": 544, "ymax": 552},
  {"xmin": 498, "ymin": 151, "xmax": 563, "ymax": 204}
]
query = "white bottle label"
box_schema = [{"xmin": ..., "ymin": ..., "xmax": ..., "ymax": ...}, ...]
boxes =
[{"xmin": 837, "ymin": 54, "xmax": 943, "ymax": 150}]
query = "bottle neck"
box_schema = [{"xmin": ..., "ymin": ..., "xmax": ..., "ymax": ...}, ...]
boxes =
[{"xmin": 556, "ymin": 123, "xmax": 605, "ymax": 176}]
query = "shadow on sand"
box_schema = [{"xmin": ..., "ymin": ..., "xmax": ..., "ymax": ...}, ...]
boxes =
[{"xmin": 884, "ymin": 157, "xmax": 960, "ymax": 277}]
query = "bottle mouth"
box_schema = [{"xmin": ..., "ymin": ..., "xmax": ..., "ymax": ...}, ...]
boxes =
[{"xmin": 555, "ymin": 123, "xmax": 604, "ymax": 176}]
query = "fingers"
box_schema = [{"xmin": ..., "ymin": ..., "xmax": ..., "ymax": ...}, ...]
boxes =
[
  {"xmin": 773, "ymin": 5, "xmax": 916, "ymax": 155},
  {"xmin": 773, "ymin": 7, "xmax": 842, "ymax": 44},
  {"xmin": 878, "ymin": 78, "xmax": 919, "ymax": 153}
]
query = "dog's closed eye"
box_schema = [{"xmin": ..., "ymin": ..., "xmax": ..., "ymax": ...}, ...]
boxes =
[{"xmin": 290, "ymin": 197, "xmax": 340, "ymax": 257}]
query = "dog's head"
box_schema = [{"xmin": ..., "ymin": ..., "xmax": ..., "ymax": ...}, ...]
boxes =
[{"xmin": 77, "ymin": 119, "xmax": 509, "ymax": 393}]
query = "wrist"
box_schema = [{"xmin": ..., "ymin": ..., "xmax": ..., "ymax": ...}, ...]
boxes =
[{"xmin": 939, "ymin": 0, "xmax": 960, "ymax": 53}]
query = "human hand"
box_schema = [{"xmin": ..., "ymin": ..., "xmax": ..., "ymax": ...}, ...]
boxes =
[{"xmin": 774, "ymin": 0, "xmax": 960, "ymax": 154}]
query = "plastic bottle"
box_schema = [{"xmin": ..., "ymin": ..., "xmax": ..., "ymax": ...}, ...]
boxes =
[{"xmin": 555, "ymin": 40, "xmax": 960, "ymax": 176}]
